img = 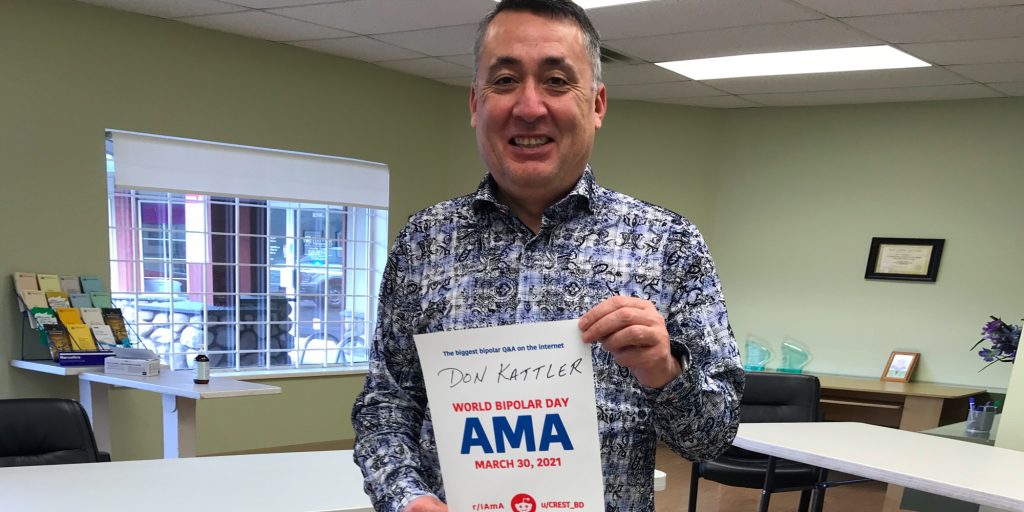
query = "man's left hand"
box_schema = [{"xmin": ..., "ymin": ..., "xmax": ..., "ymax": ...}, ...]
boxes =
[{"xmin": 578, "ymin": 296, "xmax": 682, "ymax": 389}]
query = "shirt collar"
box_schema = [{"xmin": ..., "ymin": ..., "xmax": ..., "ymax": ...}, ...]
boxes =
[{"xmin": 471, "ymin": 165, "xmax": 599, "ymax": 217}]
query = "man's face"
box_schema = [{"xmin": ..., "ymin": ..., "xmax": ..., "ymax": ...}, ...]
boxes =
[{"xmin": 471, "ymin": 10, "xmax": 607, "ymax": 203}]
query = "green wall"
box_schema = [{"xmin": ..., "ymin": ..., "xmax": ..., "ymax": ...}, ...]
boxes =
[
  {"xmin": 713, "ymin": 100, "xmax": 1024, "ymax": 389},
  {"xmin": 4, "ymin": 0, "xmax": 1021, "ymax": 461},
  {"xmin": 0, "ymin": 0, "xmax": 723, "ymax": 460},
  {"xmin": 0, "ymin": 0, "xmax": 468, "ymax": 460}
]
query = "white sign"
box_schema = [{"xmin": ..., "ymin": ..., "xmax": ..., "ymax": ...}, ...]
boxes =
[{"xmin": 415, "ymin": 320, "xmax": 604, "ymax": 512}]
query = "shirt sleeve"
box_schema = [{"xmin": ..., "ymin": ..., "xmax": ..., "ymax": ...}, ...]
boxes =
[
  {"xmin": 351, "ymin": 233, "xmax": 438, "ymax": 512},
  {"xmin": 647, "ymin": 225, "xmax": 744, "ymax": 462}
]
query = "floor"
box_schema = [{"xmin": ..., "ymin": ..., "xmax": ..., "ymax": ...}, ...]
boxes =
[{"xmin": 654, "ymin": 444, "xmax": 889, "ymax": 512}]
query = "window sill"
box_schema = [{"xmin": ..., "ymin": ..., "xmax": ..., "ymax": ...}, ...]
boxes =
[{"xmin": 211, "ymin": 364, "xmax": 369, "ymax": 380}]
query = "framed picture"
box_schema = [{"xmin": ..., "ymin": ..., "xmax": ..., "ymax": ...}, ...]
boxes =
[
  {"xmin": 881, "ymin": 351, "xmax": 920, "ymax": 382},
  {"xmin": 864, "ymin": 237, "xmax": 944, "ymax": 282}
]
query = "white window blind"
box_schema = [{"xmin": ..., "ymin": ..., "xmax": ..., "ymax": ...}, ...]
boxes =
[{"xmin": 109, "ymin": 130, "xmax": 389, "ymax": 209}]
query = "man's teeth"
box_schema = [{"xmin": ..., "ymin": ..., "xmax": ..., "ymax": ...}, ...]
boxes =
[{"xmin": 514, "ymin": 137, "xmax": 550, "ymax": 148}]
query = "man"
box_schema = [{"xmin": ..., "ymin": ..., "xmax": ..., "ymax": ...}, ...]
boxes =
[{"xmin": 352, "ymin": 1, "xmax": 742, "ymax": 511}]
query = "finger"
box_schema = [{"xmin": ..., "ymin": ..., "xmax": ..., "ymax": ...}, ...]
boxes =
[
  {"xmin": 579, "ymin": 296, "xmax": 652, "ymax": 331},
  {"xmin": 598, "ymin": 324, "xmax": 660, "ymax": 352},
  {"xmin": 582, "ymin": 304, "xmax": 662, "ymax": 344}
]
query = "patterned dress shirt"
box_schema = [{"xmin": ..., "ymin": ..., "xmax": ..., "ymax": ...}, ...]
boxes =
[{"xmin": 352, "ymin": 167, "xmax": 743, "ymax": 512}]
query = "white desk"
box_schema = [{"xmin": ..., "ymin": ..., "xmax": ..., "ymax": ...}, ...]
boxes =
[
  {"xmin": 733, "ymin": 422, "xmax": 1024, "ymax": 511},
  {"xmin": 0, "ymin": 449, "xmax": 667, "ymax": 511},
  {"xmin": 0, "ymin": 450, "xmax": 373, "ymax": 512},
  {"xmin": 78, "ymin": 370, "xmax": 281, "ymax": 459}
]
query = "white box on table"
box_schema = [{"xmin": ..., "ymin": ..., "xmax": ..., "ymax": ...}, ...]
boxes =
[{"xmin": 104, "ymin": 357, "xmax": 160, "ymax": 376}]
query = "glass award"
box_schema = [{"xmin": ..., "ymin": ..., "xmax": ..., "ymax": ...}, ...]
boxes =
[
  {"xmin": 778, "ymin": 337, "xmax": 811, "ymax": 374},
  {"xmin": 743, "ymin": 336, "xmax": 773, "ymax": 372}
]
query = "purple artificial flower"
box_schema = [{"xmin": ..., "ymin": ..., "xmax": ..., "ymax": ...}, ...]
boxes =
[
  {"xmin": 972, "ymin": 316, "xmax": 1022, "ymax": 371},
  {"xmin": 983, "ymin": 318, "xmax": 1005, "ymax": 335},
  {"xmin": 978, "ymin": 347, "xmax": 996, "ymax": 362}
]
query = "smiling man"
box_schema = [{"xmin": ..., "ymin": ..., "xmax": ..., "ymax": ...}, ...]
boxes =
[{"xmin": 352, "ymin": 1, "xmax": 743, "ymax": 511}]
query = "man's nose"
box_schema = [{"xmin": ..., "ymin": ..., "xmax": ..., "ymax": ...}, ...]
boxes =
[{"xmin": 512, "ymin": 81, "xmax": 547, "ymax": 123}]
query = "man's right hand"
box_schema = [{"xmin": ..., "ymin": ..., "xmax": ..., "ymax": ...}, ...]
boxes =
[{"xmin": 403, "ymin": 496, "xmax": 448, "ymax": 512}]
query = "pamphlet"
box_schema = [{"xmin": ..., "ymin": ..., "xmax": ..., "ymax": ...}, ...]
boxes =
[
  {"xmin": 79, "ymin": 307, "xmax": 105, "ymax": 326},
  {"xmin": 414, "ymin": 320, "xmax": 604, "ymax": 512}
]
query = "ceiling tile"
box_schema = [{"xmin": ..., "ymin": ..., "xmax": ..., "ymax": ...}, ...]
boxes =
[
  {"xmin": 902, "ymin": 37, "xmax": 1024, "ymax": 65},
  {"xmin": 791, "ymin": 0, "xmax": 1024, "ymax": 18},
  {"xmin": 605, "ymin": 19, "xmax": 882, "ymax": 63},
  {"xmin": 435, "ymin": 76, "xmax": 474, "ymax": 88},
  {"xmin": 440, "ymin": 54, "xmax": 477, "ymax": 69},
  {"xmin": 653, "ymin": 96, "xmax": 762, "ymax": 109},
  {"xmin": 270, "ymin": 0, "xmax": 493, "ymax": 35},
  {"xmin": 607, "ymin": 81, "xmax": 723, "ymax": 100},
  {"xmin": 947, "ymin": 62, "xmax": 1024, "ymax": 82},
  {"xmin": 375, "ymin": 24, "xmax": 478, "ymax": 57},
  {"xmin": 588, "ymin": 0, "xmax": 822, "ymax": 40},
  {"xmin": 708, "ymin": 67, "xmax": 970, "ymax": 95},
  {"xmin": 374, "ymin": 57, "xmax": 473, "ymax": 79},
  {"xmin": 180, "ymin": 10, "xmax": 352, "ymax": 41},
  {"xmin": 290, "ymin": 37, "xmax": 425, "ymax": 62},
  {"xmin": 223, "ymin": 0, "xmax": 330, "ymax": 7},
  {"xmin": 743, "ymin": 83, "xmax": 1000, "ymax": 106},
  {"xmin": 843, "ymin": 5, "xmax": 1024, "ymax": 43},
  {"xmin": 988, "ymin": 82, "xmax": 1024, "ymax": 95},
  {"xmin": 601, "ymin": 63, "xmax": 682, "ymax": 86},
  {"xmin": 77, "ymin": 0, "xmax": 245, "ymax": 18}
]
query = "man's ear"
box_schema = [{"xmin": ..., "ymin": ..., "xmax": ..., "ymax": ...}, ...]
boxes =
[
  {"xmin": 593, "ymin": 83, "xmax": 607, "ymax": 130},
  {"xmin": 470, "ymin": 84, "xmax": 478, "ymax": 128}
]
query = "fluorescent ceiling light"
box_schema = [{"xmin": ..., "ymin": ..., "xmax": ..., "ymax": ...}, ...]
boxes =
[
  {"xmin": 493, "ymin": 0, "xmax": 653, "ymax": 8},
  {"xmin": 573, "ymin": 0, "xmax": 653, "ymax": 7},
  {"xmin": 656, "ymin": 46, "xmax": 930, "ymax": 80}
]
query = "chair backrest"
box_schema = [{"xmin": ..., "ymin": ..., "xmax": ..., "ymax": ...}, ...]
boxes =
[
  {"xmin": 740, "ymin": 372, "xmax": 820, "ymax": 424},
  {"xmin": 0, "ymin": 398, "xmax": 103, "ymax": 467}
]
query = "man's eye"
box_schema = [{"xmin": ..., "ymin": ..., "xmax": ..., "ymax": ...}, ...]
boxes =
[
  {"xmin": 493, "ymin": 76, "xmax": 517, "ymax": 86},
  {"xmin": 546, "ymin": 77, "xmax": 569, "ymax": 87}
]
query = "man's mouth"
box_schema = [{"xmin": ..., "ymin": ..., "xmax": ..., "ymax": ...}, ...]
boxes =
[{"xmin": 511, "ymin": 136, "xmax": 552, "ymax": 148}]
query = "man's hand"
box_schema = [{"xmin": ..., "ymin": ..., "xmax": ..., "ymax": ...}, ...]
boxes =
[
  {"xmin": 579, "ymin": 296, "xmax": 681, "ymax": 389},
  {"xmin": 403, "ymin": 496, "xmax": 448, "ymax": 512}
]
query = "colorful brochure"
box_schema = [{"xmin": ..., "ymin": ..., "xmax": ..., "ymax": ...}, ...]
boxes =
[
  {"xmin": 69, "ymin": 293, "xmax": 92, "ymax": 308},
  {"xmin": 66, "ymin": 324, "xmax": 99, "ymax": 351},
  {"xmin": 90, "ymin": 325, "xmax": 118, "ymax": 350},
  {"xmin": 22, "ymin": 290, "xmax": 49, "ymax": 309},
  {"xmin": 13, "ymin": 272, "xmax": 38, "ymax": 298},
  {"xmin": 55, "ymin": 307, "xmax": 83, "ymax": 325},
  {"xmin": 44, "ymin": 324, "xmax": 73, "ymax": 360},
  {"xmin": 79, "ymin": 276, "xmax": 104, "ymax": 294},
  {"xmin": 89, "ymin": 292, "xmax": 112, "ymax": 308},
  {"xmin": 79, "ymin": 307, "xmax": 105, "ymax": 326},
  {"xmin": 37, "ymin": 274, "xmax": 61, "ymax": 292},
  {"xmin": 59, "ymin": 275, "xmax": 82, "ymax": 294},
  {"xmin": 414, "ymin": 320, "xmax": 604, "ymax": 512},
  {"xmin": 45, "ymin": 291, "xmax": 70, "ymax": 309},
  {"xmin": 102, "ymin": 308, "xmax": 130, "ymax": 345}
]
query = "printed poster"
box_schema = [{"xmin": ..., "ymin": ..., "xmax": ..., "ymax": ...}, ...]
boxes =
[{"xmin": 415, "ymin": 319, "xmax": 604, "ymax": 512}]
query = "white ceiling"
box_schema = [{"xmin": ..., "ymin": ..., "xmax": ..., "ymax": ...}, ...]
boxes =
[{"xmin": 77, "ymin": 0, "xmax": 1024, "ymax": 108}]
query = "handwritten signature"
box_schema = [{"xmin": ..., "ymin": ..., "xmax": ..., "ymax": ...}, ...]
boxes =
[{"xmin": 438, "ymin": 358, "xmax": 584, "ymax": 388}]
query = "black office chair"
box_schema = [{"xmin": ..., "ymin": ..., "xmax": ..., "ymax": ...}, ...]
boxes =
[
  {"xmin": 0, "ymin": 398, "xmax": 111, "ymax": 467},
  {"xmin": 689, "ymin": 372, "xmax": 824, "ymax": 512}
]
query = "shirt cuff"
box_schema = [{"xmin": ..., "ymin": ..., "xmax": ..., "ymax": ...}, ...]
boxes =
[
  {"xmin": 641, "ymin": 345, "xmax": 695, "ymax": 403},
  {"xmin": 397, "ymin": 492, "xmax": 439, "ymax": 512}
]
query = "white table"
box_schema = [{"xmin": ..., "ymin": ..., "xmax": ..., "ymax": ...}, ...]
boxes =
[
  {"xmin": 0, "ymin": 449, "xmax": 666, "ymax": 511},
  {"xmin": 0, "ymin": 450, "xmax": 373, "ymax": 512},
  {"xmin": 733, "ymin": 422, "xmax": 1024, "ymax": 511},
  {"xmin": 78, "ymin": 370, "xmax": 281, "ymax": 459}
]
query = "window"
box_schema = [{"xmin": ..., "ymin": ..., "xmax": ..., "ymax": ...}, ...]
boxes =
[{"xmin": 105, "ymin": 132, "xmax": 389, "ymax": 370}]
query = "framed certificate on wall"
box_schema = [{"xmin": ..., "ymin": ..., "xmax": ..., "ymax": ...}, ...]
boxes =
[{"xmin": 864, "ymin": 237, "xmax": 945, "ymax": 282}]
